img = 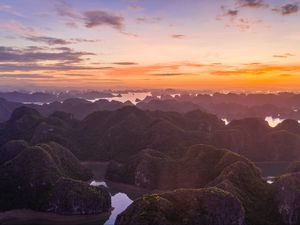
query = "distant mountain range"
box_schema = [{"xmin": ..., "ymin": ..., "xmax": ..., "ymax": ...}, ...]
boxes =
[
  {"xmin": 1, "ymin": 91, "xmax": 300, "ymax": 124},
  {"xmin": 0, "ymin": 91, "xmax": 114, "ymax": 103},
  {"xmin": 1, "ymin": 105, "xmax": 300, "ymax": 162}
]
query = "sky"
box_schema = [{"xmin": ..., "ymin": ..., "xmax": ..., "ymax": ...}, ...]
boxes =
[{"xmin": 0, "ymin": 0, "xmax": 300, "ymax": 91}]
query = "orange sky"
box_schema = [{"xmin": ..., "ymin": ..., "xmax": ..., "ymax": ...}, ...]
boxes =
[{"xmin": 0, "ymin": 0, "xmax": 300, "ymax": 91}]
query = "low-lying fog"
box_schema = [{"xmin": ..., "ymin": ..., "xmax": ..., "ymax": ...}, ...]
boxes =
[
  {"xmin": 223, "ymin": 116, "xmax": 300, "ymax": 128},
  {"xmin": 88, "ymin": 92, "xmax": 152, "ymax": 104}
]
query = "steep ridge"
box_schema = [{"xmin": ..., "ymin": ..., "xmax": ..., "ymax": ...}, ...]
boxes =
[{"xmin": 0, "ymin": 141, "xmax": 111, "ymax": 214}]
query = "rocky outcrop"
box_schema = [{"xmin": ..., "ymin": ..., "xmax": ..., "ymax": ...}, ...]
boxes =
[
  {"xmin": 4, "ymin": 106, "xmax": 300, "ymax": 163},
  {"xmin": 0, "ymin": 144, "xmax": 62, "ymax": 211},
  {"xmin": 75, "ymin": 106, "xmax": 223, "ymax": 161},
  {"xmin": 273, "ymin": 173, "xmax": 300, "ymax": 225},
  {"xmin": 0, "ymin": 98, "xmax": 22, "ymax": 122},
  {"xmin": 105, "ymin": 144, "xmax": 256, "ymax": 190},
  {"xmin": 211, "ymin": 118, "xmax": 300, "ymax": 162},
  {"xmin": 262, "ymin": 131, "xmax": 300, "ymax": 161},
  {"xmin": 211, "ymin": 118, "xmax": 270, "ymax": 161},
  {"xmin": 276, "ymin": 119, "xmax": 300, "ymax": 136},
  {"xmin": 47, "ymin": 178, "xmax": 111, "ymax": 215},
  {"xmin": 105, "ymin": 149, "xmax": 169, "ymax": 189},
  {"xmin": 0, "ymin": 141, "xmax": 109, "ymax": 214},
  {"xmin": 0, "ymin": 107, "xmax": 43, "ymax": 146},
  {"xmin": 0, "ymin": 140, "xmax": 28, "ymax": 164},
  {"xmin": 115, "ymin": 188, "xmax": 245, "ymax": 225},
  {"xmin": 107, "ymin": 144, "xmax": 284, "ymax": 225},
  {"xmin": 1, "ymin": 106, "xmax": 224, "ymax": 161},
  {"xmin": 208, "ymin": 161, "xmax": 280, "ymax": 225}
]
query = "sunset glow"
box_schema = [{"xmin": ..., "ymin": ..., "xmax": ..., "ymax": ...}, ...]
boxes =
[{"xmin": 1, "ymin": 0, "xmax": 300, "ymax": 91}]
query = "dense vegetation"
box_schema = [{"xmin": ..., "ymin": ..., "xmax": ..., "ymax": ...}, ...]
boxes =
[
  {"xmin": 1, "ymin": 103, "xmax": 300, "ymax": 224},
  {"xmin": 1, "ymin": 105, "xmax": 300, "ymax": 162},
  {"xmin": 0, "ymin": 140, "xmax": 111, "ymax": 214}
]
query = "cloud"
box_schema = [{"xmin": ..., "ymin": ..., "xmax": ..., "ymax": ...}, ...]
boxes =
[
  {"xmin": 236, "ymin": 18, "xmax": 263, "ymax": 30},
  {"xmin": 151, "ymin": 73, "xmax": 186, "ymax": 77},
  {"xmin": 55, "ymin": 0, "xmax": 80, "ymax": 19},
  {"xmin": 112, "ymin": 62, "xmax": 138, "ymax": 65},
  {"xmin": 55, "ymin": 1, "xmax": 125, "ymax": 31},
  {"xmin": 225, "ymin": 9, "xmax": 239, "ymax": 16},
  {"xmin": 106, "ymin": 64, "xmax": 183, "ymax": 77},
  {"xmin": 273, "ymin": 3, "xmax": 299, "ymax": 16},
  {"xmin": 217, "ymin": 1, "xmax": 272, "ymax": 31},
  {"xmin": 24, "ymin": 36, "xmax": 101, "ymax": 46},
  {"xmin": 128, "ymin": 4, "xmax": 143, "ymax": 11},
  {"xmin": 83, "ymin": 10, "xmax": 124, "ymax": 30},
  {"xmin": 171, "ymin": 34, "xmax": 186, "ymax": 39},
  {"xmin": 0, "ymin": 44, "xmax": 113, "ymax": 73},
  {"xmin": 0, "ymin": 19, "xmax": 100, "ymax": 47},
  {"xmin": 209, "ymin": 63, "xmax": 300, "ymax": 76},
  {"xmin": 120, "ymin": 31, "xmax": 139, "ymax": 38},
  {"xmin": 105, "ymin": 62, "xmax": 225, "ymax": 78},
  {"xmin": 218, "ymin": 6, "xmax": 239, "ymax": 19},
  {"xmin": 0, "ymin": 63, "xmax": 114, "ymax": 72},
  {"xmin": 0, "ymin": 74, "xmax": 54, "ymax": 79},
  {"xmin": 218, "ymin": 6, "xmax": 262, "ymax": 31},
  {"xmin": 61, "ymin": 73, "xmax": 96, "ymax": 77},
  {"xmin": 0, "ymin": 21, "xmax": 39, "ymax": 36},
  {"xmin": 273, "ymin": 53, "xmax": 295, "ymax": 58},
  {"xmin": 65, "ymin": 21, "xmax": 78, "ymax": 28},
  {"xmin": 0, "ymin": 3, "xmax": 24, "ymax": 17},
  {"xmin": 136, "ymin": 16, "xmax": 162, "ymax": 24},
  {"xmin": 236, "ymin": 0, "xmax": 268, "ymax": 8},
  {"xmin": 70, "ymin": 38, "xmax": 101, "ymax": 43},
  {"xmin": 26, "ymin": 36, "xmax": 72, "ymax": 45},
  {"xmin": 280, "ymin": 74, "xmax": 292, "ymax": 77},
  {"xmin": 0, "ymin": 46, "xmax": 94, "ymax": 63}
]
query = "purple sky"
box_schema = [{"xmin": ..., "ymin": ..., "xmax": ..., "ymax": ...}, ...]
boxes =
[{"xmin": 0, "ymin": 0, "xmax": 300, "ymax": 91}]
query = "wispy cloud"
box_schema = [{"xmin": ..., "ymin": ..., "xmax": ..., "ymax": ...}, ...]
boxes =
[
  {"xmin": 223, "ymin": 9, "xmax": 239, "ymax": 16},
  {"xmin": 61, "ymin": 73, "xmax": 96, "ymax": 77},
  {"xmin": 217, "ymin": 0, "xmax": 300, "ymax": 31},
  {"xmin": 0, "ymin": 46, "xmax": 94, "ymax": 63},
  {"xmin": 0, "ymin": 3, "xmax": 24, "ymax": 17},
  {"xmin": 273, "ymin": 3, "xmax": 299, "ymax": 16},
  {"xmin": 55, "ymin": 0, "xmax": 80, "ymax": 19},
  {"xmin": 70, "ymin": 38, "xmax": 101, "ymax": 43},
  {"xmin": 112, "ymin": 62, "xmax": 139, "ymax": 65},
  {"xmin": 0, "ymin": 19, "xmax": 101, "ymax": 46},
  {"xmin": 0, "ymin": 21, "xmax": 39, "ymax": 36},
  {"xmin": 0, "ymin": 73, "xmax": 54, "ymax": 79},
  {"xmin": 209, "ymin": 63, "xmax": 300, "ymax": 76},
  {"xmin": 106, "ymin": 64, "xmax": 183, "ymax": 77},
  {"xmin": 0, "ymin": 63, "xmax": 114, "ymax": 72},
  {"xmin": 136, "ymin": 16, "xmax": 162, "ymax": 24},
  {"xmin": 0, "ymin": 45, "xmax": 115, "ymax": 73},
  {"xmin": 55, "ymin": 0, "xmax": 125, "ymax": 32},
  {"xmin": 171, "ymin": 34, "xmax": 186, "ymax": 39},
  {"xmin": 98, "ymin": 62, "xmax": 300, "ymax": 79},
  {"xmin": 83, "ymin": 10, "xmax": 124, "ymax": 30},
  {"xmin": 26, "ymin": 36, "xmax": 72, "ymax": 45},
  {"xmin": 151, "ymin": 73, "xmax": 187, "ymax": 77},
  {"xmin": 217, "ymin": 6, "xmax": 262, "ymax": 31},
  {"xmin": 128, "ymin": 4, "xmax": 143, "ymax": 11},
  {"xmin": 273, "ymin": 53, "xmax": 295, "ymax": 58},
  {"xmin": 24, "ymin": 36, "xmax": 101, "ymax": 46},
  {"xmin": 236, "ymin": 0, "xmax": 268, "ymax": 9}
]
